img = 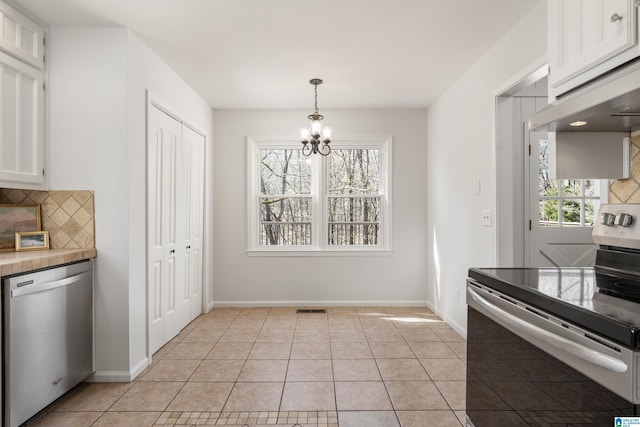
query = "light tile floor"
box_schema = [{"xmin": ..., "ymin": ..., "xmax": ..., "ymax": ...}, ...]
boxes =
[{"xmin": 28, "ymin": 307, "xmax": 467, "ymax": 427}]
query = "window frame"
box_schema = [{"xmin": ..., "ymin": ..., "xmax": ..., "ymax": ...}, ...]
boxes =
[{"xmin": 247, "ymin": 135, "xmax": 393, "ymax": 256}]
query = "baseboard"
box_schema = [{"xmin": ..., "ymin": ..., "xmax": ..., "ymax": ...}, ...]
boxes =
[
  {"xmin": 446, "ymin": 317, "xmax": 467, "ymax": 339},
  {"xmin": 86, "ymin": 357, "xmax": 149, "ymax": 383},
  {"xmin": 213, "ymin": 300, "xmax": 430, "ymax": 308},
  {"xmin": 425, "ymin": 300, "xmax": 467, "ymax": 339}
]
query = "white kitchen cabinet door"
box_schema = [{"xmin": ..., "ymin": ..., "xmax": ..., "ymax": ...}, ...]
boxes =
[
  {"xmin": 147, "ymin": 103, "xmax": 204, "ymax": 356},
  {"xmin": 0, "ymin": 1, "xmax": 45, "ymax": 70},
  {"xmin": 548, "ymin": 0, "xmax": 639, "ymax": 100},
  {"xmin": 0, "ymin": 49, "xmax": 44, "ymax": 188}
]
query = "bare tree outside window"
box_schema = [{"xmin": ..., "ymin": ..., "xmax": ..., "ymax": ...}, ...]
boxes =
[
  {"xmin": 260, "ymin": 149, "xmax": 312, "ymax": 245},
  {"xmin": 328, "ymin": 149, "xmax": 381, "ymax": 245}
]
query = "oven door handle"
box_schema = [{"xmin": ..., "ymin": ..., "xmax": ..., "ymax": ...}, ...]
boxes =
[{"xmin": 468, "ymin": 287, "xmax": 628, "ymax": 373}]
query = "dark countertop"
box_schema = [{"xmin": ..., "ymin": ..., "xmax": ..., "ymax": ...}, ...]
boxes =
[{"xmin": 468, "ymin": 267, "xmax": 640, "ymax": 349}]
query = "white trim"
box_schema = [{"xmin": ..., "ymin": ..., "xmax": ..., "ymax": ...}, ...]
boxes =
[
  {"xmin": 493, "ymin": 56, "xmax": 549, "ymax": 267},
  {"xmin": 213, "ymin": 300, "xmax": 428, "ymax": 307},
  {"xmin": 86, "ymin": 356, "xmax": 148, "ymax": 382},
  {"xmin": 247, "ymin": 134, "xmax": 393, "ymax": 254}
]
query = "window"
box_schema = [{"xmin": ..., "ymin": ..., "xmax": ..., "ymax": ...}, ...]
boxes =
[
  {"xmin": 248, "ymin": 136, "xmax": 392, "ymax": 254},
  {"xmin": 538, "ymin": 139, "xmax": 603, "ymax": 227}
]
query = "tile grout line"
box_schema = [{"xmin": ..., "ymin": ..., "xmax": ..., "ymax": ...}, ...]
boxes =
[{"xmin": 34, "ymin": 307, "xmax": 464, "ymax": 426}]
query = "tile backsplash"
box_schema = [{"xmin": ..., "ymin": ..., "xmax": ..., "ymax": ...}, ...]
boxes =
[
  {"xmin": 610, "ymin": 135, "xmax": 640, "ymax": 203},
  {"xmin": 0, "ymin": 189, "xmax": 95, "ymax": 249}
]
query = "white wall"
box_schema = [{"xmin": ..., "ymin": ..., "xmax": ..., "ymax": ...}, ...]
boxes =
[
  {"xmin": 126, "ymin": 30, "xmax": 215, "ymax": 374},
  {"xmin": 426, "ymin": 2, "xmax": 547, "ymax": 333},
  {"xmin": 49, "ymin": 27, "xmax": 214, "ymax": 379},
  {"xmin": 213, "ymin": 109, "xmax": 428, "ymax": 306},
  {"xmin": 48, "ymin": 27, "xmax": 130, "ymax": 374}
]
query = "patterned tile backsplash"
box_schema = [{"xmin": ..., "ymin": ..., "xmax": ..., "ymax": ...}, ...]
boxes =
[
  {"xmin": 610, "ymin": 134, "xmax": 640, "ymax": 203},
  {"xmin": 0, "ymin": 189, "xmax": 95, "ymax": 249}
]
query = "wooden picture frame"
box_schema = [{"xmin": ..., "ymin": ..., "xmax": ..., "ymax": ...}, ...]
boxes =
[
  {"xmin": 15, "ymin": 231, "xmax": 49, "ymax": 252},
  {"xmin": 0, "ymin": 204, "xmax": 42, "ymax": 252}
]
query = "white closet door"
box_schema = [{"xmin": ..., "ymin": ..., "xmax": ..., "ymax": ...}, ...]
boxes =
[
  {"xmin": 182, "ymin": 125, "xmax": 205, "ymax": 321},
  {"xmin": 147, "ymin": 105, "xmax": 188, "ymax": 355}
]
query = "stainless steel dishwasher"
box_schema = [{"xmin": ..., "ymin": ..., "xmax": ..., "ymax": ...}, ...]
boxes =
[{"xmin": 3, "ymin": 260, "xmax": 94, "ymax": 427}]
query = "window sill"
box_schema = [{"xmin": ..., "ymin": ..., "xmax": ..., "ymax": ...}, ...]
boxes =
[{"xmin": 246, "ymin": 248, "xmax": 395, "ymax": 257}]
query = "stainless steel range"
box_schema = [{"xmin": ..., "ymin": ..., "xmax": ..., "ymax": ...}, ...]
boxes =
[{"xmin": 466, "ymin": 204, "xmax": 640, "ymax": 426}]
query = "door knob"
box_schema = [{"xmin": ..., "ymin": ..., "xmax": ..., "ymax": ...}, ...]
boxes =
[
  {"xmin": 611, "ymin": 13, "xmax": 623, "ymax": 22},
  {"xmin": 169, "ymin": 249, "xmax": 175, "ymax": 254}
]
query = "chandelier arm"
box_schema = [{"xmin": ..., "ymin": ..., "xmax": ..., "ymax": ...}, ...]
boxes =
[
  {"xmin": 301, "ymin": 144, "xmax": 312, "ymax": 156},
  {"xmin": 319, "ymin": 143, "xmax": 331, "ymax": 156}
]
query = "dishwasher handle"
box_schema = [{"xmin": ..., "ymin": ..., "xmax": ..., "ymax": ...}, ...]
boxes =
[
  {"xmin": 467, "ymin": 286, "xmax": 628, "ymax": 373},
  {"xmin": 11, "ymin": 271, "xmax": 93, "ymax": 298}
]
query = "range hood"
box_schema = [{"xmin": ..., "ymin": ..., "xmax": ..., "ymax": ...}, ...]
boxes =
[{"xmin": 529, "ymin": 60, "xmax": 640, "ymax": 133}]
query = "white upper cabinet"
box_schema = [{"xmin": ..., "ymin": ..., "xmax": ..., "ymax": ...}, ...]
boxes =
[
  {"xmin": 548, "ymin": 0, "xmax": 640, "ymax": 100},
  {"xmin": 0, "ymin": 50, "xmax": 45, "ymax": 187},
  {"xmin": 0, "ymin": 1, "xmax": 46, "ymax": 189},
  {"xmin": 0, "ymin": 1, "xmax": 44, "ymax": 70}
]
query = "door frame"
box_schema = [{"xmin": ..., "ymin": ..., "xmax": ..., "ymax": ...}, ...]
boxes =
[{"xmin": 494, "ymin": 58, "xmax": 548, "ymax": 267}]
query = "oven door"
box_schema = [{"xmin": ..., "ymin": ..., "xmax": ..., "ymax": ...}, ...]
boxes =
[{"xmin": 466, "ymin": 279, "xmax": 638, "ymax": 426}]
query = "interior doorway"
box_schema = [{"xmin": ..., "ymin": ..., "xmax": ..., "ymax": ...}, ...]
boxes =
[{"xmin": 495, "ymin": 65, "xmax": 605, "ymax": 267}]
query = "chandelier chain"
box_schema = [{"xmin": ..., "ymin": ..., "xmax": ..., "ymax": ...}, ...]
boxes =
[{"xmin": 314, "ymin": 83, "xmax": 319, "ymax": 114}]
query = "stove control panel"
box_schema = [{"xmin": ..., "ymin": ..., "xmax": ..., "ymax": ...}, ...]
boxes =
[
  {"xmin": 593, "ymin": 204, "xmax": 640, "ymax": 249},
  {"xmin": 600, "ymin": 212, "xmax": 634, "ymax": 227}
]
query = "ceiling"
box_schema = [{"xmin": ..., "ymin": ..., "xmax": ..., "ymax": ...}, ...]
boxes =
[{"xmin": 14, "ymin": 0, "xmax": 539, "ymax": 109}]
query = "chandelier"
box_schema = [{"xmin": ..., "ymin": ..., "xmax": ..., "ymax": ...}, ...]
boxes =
[{"xmin": 300, "ymin": 78, "xmax": 332, "ymax": 156}]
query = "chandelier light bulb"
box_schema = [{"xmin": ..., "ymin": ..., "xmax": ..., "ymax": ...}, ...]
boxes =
[
  {"xmin": 300, "ymin": 128, "xmax": 310, "ymax": 142},
  {"xmin": 322, "ymin": 127, "xmax": 332, "ymax": 142},
  {"xmin": 311, "ymin": 119, "xmax": 322, "ymax": 138}
]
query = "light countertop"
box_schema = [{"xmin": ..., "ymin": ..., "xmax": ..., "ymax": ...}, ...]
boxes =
[{"xmin": 0, "ymin": 248, "xmax": 97, "ymax": 277}]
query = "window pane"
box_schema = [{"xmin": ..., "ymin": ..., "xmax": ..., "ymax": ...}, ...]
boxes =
[
  {"xmin": 538, "ymin": 139, "xmax": 551, "ymax": 195},
  {"xmin": 585, "ymin": 199, "xmax": 596, "ymax": 225},
  {"xmin": 260, "ymin": 149, "xmax": 311, "ymax": 195},
  {"xmin": 259, "ymin": 197, "xmax": 311, "ymax": 245},
  {"xmin": 329, "ymin": 149, "xmax": 380, "ymax": 194},
  {"xmin": 584, "ymin": 179, "xmax": 596, "ymax": 197},
  {"xmin": 539, "ymin": 177, "xmax": 557, "ymax": 197},
  {"xmin": 328, "ymin": 197, "xmax": 380, "ymax": 222},
  {"xmin": 328, "ymin": 196, "xmax": 380, "ymax": 245},
  {"xmin": 539, "ymin": 199, "xmax": 559, "ymax": 227},
  {"xmin": 562, "ymin": 199, "xmax": 582, "ymax": 226},
  {"xmin": 562, "ymin": 179, "xmax": 580, "ymax": 197}
]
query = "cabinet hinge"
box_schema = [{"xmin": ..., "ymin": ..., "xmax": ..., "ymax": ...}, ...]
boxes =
[
  {"xmin": 42, "ymin": 169, "xmax": 45, "ymax": 176},
  {"xmin": 43, "ymin": 82, "xmax": 46, "ymax": 91},
  {"xmin": 528, "ymin": 144, "xmax": 531, "ymax": 156},
  {"xmin": 43, "ymin": 37, "xmax": 46, "ymax": 46},
  {"xmin": 529, "ymin": 220, "xmax": 532, "ymax": 230},
  {"xmin": 43, "ymin": 54, "xmax": 45, "ymax": 64}
]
